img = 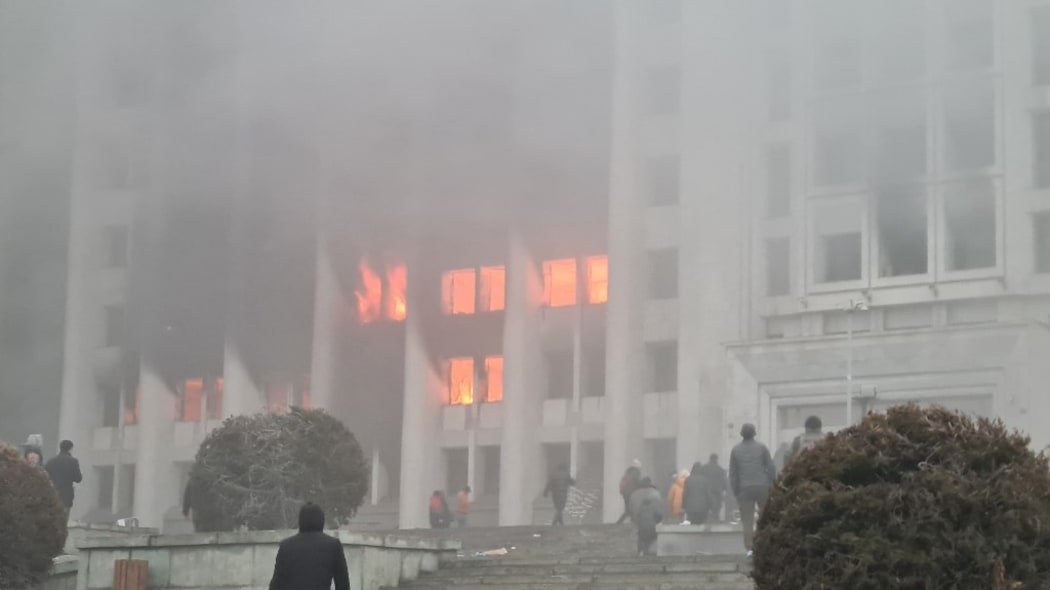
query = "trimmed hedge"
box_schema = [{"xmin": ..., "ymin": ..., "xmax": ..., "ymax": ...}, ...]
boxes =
[
  {"xmin": 752, "ymin": 405, "xmax": 1050, "ymax": 589},
  {"xmin": 185, "ymin": 408, "xmax": 369, "ymax": 531},
  {"xmin": 0, "ymin": 442, "xmax": 67, "ymax": 589}
]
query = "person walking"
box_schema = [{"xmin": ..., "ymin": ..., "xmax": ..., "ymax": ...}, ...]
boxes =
[
  {"xmin": 543, "ymin": 464, "xmax": 575, "ymax": 526},
  {"xmin": 681, "ymin": 462, "xmax": 710, "ymax": 525},
  {"xmin": 666, "ymin": 469, "xmax": 688, "ymax": 524},
  {"xmin": 455, "ymin": 486, "xmax": 471, "ymax": 528},
  {"xmin": 44, "ymin": 440, "xmax": 82, "ymax": 519},
  {"xmin": 729, "ymin": 424, "xmax": 775, "ymax": 557},
  {"xmin": 698, "ymin": 454, "xmax": 729, "ymax": 523},
  {"xmin": 629, "ymin": 477, "xmax": 664, "ymax": 556},
  {"xmin": 428, "ymin": 491, "xmax": 452, "ymax": 529},
  {"xmin": 785, "ymin": 416, "xmax": 824, "ymax": 465},
  {"xmin": 615, "ymin": 460, "xmax": 642, "ymax": 524},
  {"xmin": 268, "ymin": 503, "xmax": 349, "ymax": 590}
]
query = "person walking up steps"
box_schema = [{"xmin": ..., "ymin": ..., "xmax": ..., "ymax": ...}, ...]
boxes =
[
  {"xmin": 730, "ymin": 424, "xmax": 775, "ymax": 557},
  {"xmin": 629, "ymin": 477, "xmax": 664, "ymax": 556},
  {"xmin": 543, "ymin": 464, "xmax": 575, "ymax": 526},
  {"xmin": 615, "ymin": 460, "xmax": 642, "ymax": 524}
]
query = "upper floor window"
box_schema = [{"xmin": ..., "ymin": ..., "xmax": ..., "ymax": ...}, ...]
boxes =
[
  {"xmin": 586, "ymin": 256, "xmax": 608, "ymax": 304},
  {"xmin": 442, "ymin": 269, "xmax": 477, "ymax": 315},
  {"xmin": 544, "ymin": 259, "xmax": 578, "ymax": 307}
]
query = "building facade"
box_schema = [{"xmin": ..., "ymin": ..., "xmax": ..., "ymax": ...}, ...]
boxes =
[{"xmin": 55, "ymin": 0, "xmax": 1050, "ymax": 530}]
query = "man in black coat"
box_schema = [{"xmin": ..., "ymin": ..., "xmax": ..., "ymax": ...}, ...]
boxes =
[
  {"xmin": 543, "ymin": 464, "xmax": 576, "ymax": 526},
  {"xmin": 44, "ymin": 440, "xmax": 82, "ymax": 517},
  {"xmin": 269, "ymin": 503, "xmax": 350, "ymax": 590}
]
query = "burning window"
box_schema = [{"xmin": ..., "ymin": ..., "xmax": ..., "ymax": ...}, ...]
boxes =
[
  {"xmin": 766, "ymin": 238, "xmax": 790, "ymax": 296},
  {"xmin": 207, "ymin": 377, "xmax": 224, "ymax": 420},
  {"xmin": 646, "ymin": 156, "xmax": 680, "ymax": 206},
  {"xmin": 177, "ymin": 378, "xmax": 204, "ymax": 422},
  {"xmin": 766, "ymin": 144, "xmax": 791, "ymax": 217},
  {"xmin": 448, "ymin": 358, "xmax": 475, "ymax": 406},
  {"xmin": 355, "ymin": 259, "xmax": 407, "ymax": 323},
  {"xmin": 813, "ymin": 100, "xmax": 864, "ymax": 186},
  {"xmin": 645, "ymin": 66, "xmax": 681, "ymax": 116},
  {"xmin": 1035, "ymin": 212, "xmax": 1050, "ymax": 273},
  {"xmin": 266, "ymin": 377, "xmax": 293, "ymax": 415},
  {"xmin": 479, "ymin": 266, "xmax": 505, "ymax": 312},
  {"xmin": 944, "ymin": 0, "xmax": 994, "ymax": 72},
  {"xmin": 1036, "ymin": 112, "xmax": 1050, "ymax": 189},
  {"xmin": 586, "ymin": 256, "xmax": 608, "ymax": 304},
  {"xmin": 544, "ymin": 259, "xmax": 578, "ymax": 307},
  {"xmin": 876, "ymin": 187, "xmax": 928, "ymax": 277},
  {"xmin": 944, "ymin": 180, "xmax": 997, "ymax": 271},
  {"xmin": 385, "ymin": 265, "xmax": 407, "ymax": 321},
  {"xmin": 648, "ymin": 249, "xmax": 678, "ymax": 299},
  {"xmin": 945, "ymin": 82, "xmax": 995, "ymax": 172},
  {"xmin": 812, "ymin": 197, "xmax": 863, "ymax": 283},
  {"xmin": 873, "ymin": 90, "xmax": 927, "ymax": 182},
  {"xmin": 442, "ymin": 269, "xmax": 477, "ymax": 315},
  {"xmin": 1035, "ymin": 7, "xmax": 1050, "ymax": 85},
  {"xmin": 646, "ymin": 341, "xmax": 678, "ymax": 393},
  {"xmin": 355, "ymin": 260, "xmax": 384, "ymax": 323},
  {"xmin": 482, "ymin": 356, "xmax": 504, "ymax": 403}
]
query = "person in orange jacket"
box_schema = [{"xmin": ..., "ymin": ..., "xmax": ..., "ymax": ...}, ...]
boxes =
[{"xmin": 667, "ymin": 469, "xmax": 689, "ymax": 524}]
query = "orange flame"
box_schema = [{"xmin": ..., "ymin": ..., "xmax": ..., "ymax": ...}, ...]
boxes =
[
  {"xmin": 355, "ymin": 259, "xmax": 383, "ymax": 323},
  {"xmin": 385, "ymin": 263, "xmax": 407, "ymax": 321}
]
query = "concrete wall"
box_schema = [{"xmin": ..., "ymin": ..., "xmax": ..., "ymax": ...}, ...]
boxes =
[
  {"xmin": 64, "ymin": 523, "xmax": 158, "ymax": 555},
  {"xmin": 75, "ymin": 531, "xmax": 459, "ymax": 590}
]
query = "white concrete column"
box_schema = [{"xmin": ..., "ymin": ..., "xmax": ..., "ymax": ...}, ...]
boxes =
[
  {"xmin": 133, "ymin": 364, "xmax": 177, "ymax": 528},
  {"xmin": 499, "ymin": 233, "xmax": 545, "ymax": 526},
  {"xmin": 603, "ymin": 0, "xmax": 646, "ymax": 523},
  {"xmin": 570, "ymin": 305, "xmax": 583, "ymax": 476},
  {"xmin": 398, "ymin": 309, "xmax": 444, "ymax": 529},
  {"xmin": 222, "ymin": 340, "xmax": 261, "ymax": 417},
  {"xmin": 309, "ymin": 236, "xmax": 340, "ymax": 411}
]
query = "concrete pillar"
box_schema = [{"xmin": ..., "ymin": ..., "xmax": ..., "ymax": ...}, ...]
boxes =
[
  {"xmin": 570, "ymin": 306, "xmax": 583, "ymax": 476},
  {"xmin": 603, "ymin": 0, "xmax": 646, "ymax": 523},
  {"xmin": 133, "ymin": 365, "xmax": 177, "ymax": 528},
  {"xmin": 398, "ymin": 309, "xmax": 444, "ymax": 529},
  {"xmin": 222, "ymin": 340, "xmax": 261, "ymax": 417},
  {"xmin": 309, "ymin": 236, "xmax": 340, "ymax": 411},
  {"xmin": 499, "ymin": 233, "xmax": 545, "ymax": 526}
]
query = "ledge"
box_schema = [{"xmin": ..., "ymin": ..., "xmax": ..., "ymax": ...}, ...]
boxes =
[
  {"xmin": 77, "ymin": 529, "xmax": 461, "ymax": 552},
  {"xmin": 51, "ymin": 555, "xmax": 79, "ymax": 576}
]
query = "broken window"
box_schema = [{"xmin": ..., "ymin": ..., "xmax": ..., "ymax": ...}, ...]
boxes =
[
  {"xmin": 479, "ymin": 266, "xmax": 505, "ymax": 312},
  {"xmin": 812, "ymin": 198, "xmax": 863, "ymax": 283},
  {"xmin": 104, "ymin": 305, "xmax": 124, "ymax": 348},
  {"xmin": 177, "ymin": 378, "xmax": 204, "ymax": 422},
  {"xmin": 876, "ymin": 187, "xmax": 928, "ymax": 277},
  {"xmin": 813, "ymin": 100, "xmax": 865, "ymax": 186},
  {"xmin": 945, "ymin": 83, "xmax": 995, "ymax": 172},
  {"xmin": 646, "ymin": 156, "xmax": 680, "ymax": 206},
  {"xmin": 766, "ymin": 144, "xmax": 791, "ymax": 217},
  {"xmin": 648, "ymin": 249, "xmax": 678, "ymax": 299},
  {"xmin": 873, "ymin": 90, "xmax": 927, "ymax": 182},
  {"xmin": 443, "ymin": 269, "xmax": 477, "ymax": 315},
  {"xmin": 646, "ymin": 341, "xmax": 678, "ymax": 393},
  {"xmin": 944, "ymin": 0, "xmax": 994, "ymax": 71},
  {"xmin": 1035, "ymin": 7, "xmax": 1050, "ymax": 85},
  {"xmin": 447, "ymin": 358, "xmax": 475, "ymax": 406},
  {"xmin": 480, "ymin": 356, "xmax": 503, "ymax": 401},
  {"xmin": 586, "ymin": 256, "xmax": 608, "ymax": 304},
  {"xmin": 645, "ymin": 66, "xmax": 681, "ymax": 116},
  {"xmin": 813, "ymin": 0, "xmax": 863, "ymax": 89},
  {"xmin": 1035, "ymin": 212, "xmax": 1050, "ymax": 273},
  {"xmin": 544, "ymin": 259, "xmax": 578, "ymax": 307},
  {"xmin": 1036, "ymin": 112, "xmax": 1050, "ymax": 189},
  {"xmin": 105, "ymin": 226, "xmax": 129, "ymax": 268},
  {"xmin": 768, "ymin": 52, "xmax": 791, "ymax": 121},
  {"xmin": 766, "ymin": 238, "xmax": 791, "ymax": 296},
  {"xmin": 872, "ymin": 0, "xmax": 926, "ymax": 81},
  {"xmin": 547, "ymin": 350, "xmax": 574, "ymax": 399},
  {"xmin": 944, "ymin": 180, "xmax": 997, "ymax": 271}
]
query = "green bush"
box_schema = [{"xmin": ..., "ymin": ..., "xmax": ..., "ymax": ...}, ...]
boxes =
[
  {"xmin": 752, "ymin": 405, "xmax": 1050, "ymax": 590},
  {"xmin": 185, "ymin": 408, "xmax": 369, "ymax": 532},
  {"xmin": 0, "ymin": 442, "xmax": 67, "ymax": 589}
]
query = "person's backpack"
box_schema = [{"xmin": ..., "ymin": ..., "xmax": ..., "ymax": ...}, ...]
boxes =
[
  {"xmin": 619, "ymin": 475, "xmax": 634, "ymax": 495},
  {"xmin": 797, "ymin": 431, "xmax": 822, "ymax": 455},
  {"xmin": 430, "ymin": 496, "xmax": 443, "ymax": 513}
]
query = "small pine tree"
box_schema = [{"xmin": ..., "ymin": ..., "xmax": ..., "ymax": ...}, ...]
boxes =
[
  {"xmin": 185, "ymin": 408, "xmax": 369, "ymax": 531},
  {"xmin": 0, "ymin": 443, "xmax": 67, "ymax": 589}
]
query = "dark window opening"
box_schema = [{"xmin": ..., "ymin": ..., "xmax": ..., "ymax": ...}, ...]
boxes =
[
  {"xmin": 96, "ymin": 466, "xmax": 115, "ymax": 511},
  {"xmin": 876, "ymin": 187, "xmax": 928, "ymax": 277},
  {"xmin": 1036, "ymin": 112, "xmax": 1050, "ymax": 188},
  {"xmin": 101, "ymin": 384, "xmax": 120, "ymax": 428},
  {"xmin": 1035, "ymin": 212, "xmax": 1050, "ymax": 274},
  {"xmin": 945, "ymin": 85, "xmax": 995, "ymax": 171},
  {"xmin": 583, "ymin": 345, "xmax": 606, "ymax": 397},
  {"xmin": 648, "ymin": 248, "xmax": 678, "ymax": 299},
  {"xmin": 766, "ymin": 145, "xmax": 791, "ymax": 217},
  {"xmin": 646, "ymin": 156, "xmax": 680, "ymax": 206},
  {"xmin": 104, "ymin": 305, "xmax": 124, "ymax": 348},
  {"xmin": 820, "ymin": 233, "xmax": 862, "ymax": 283},
  {"xmin": 444, "ymin": 449, "xmax": 468, "ymax": 496},
  {"xmin": 546, "ymin": 350, "xmax": 574, "ymax": 400},
  {"xmin": 766, "ymin": 238, "xmax": 791, "ymax": 296},
  {"xmin": 646, "ymin": 67, "xmax": 681, "ymax": 116},
  {"xmin": 481, "ymin": 446, "xmax": 501, "ymax": 496},
  {"xmin": 945, "ymin": 181, "xmax": 997, "ymax": 271},
  {"xmin": 645, "ymin": 341, "xmax": 678, "ymax": 393}
]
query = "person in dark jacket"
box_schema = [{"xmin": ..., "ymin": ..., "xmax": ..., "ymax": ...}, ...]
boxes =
[
  {"xmin": 428, "ymin": 491, "xmax": 452, "ymax": 529},
  {"xmin": 681, "ymin": 462, "xmax": 709, "ymax": 525},
  {"xmin": 44, "ymin": 440, "xmax": 82, "ymax": 516},
  {"xmin": 697, "ymin": 454, "xmax": 729, "ymax": 522},
  {"xmin": 615, "ymin": 460, "xmax": 642, "ymax": 524},
  {"xmin": 543, "ymin": 464, "xmax": 576, "ymax": 526},
  {"xmin": 628, "ymin": 477, "xmax": 664, "ymax": 556},
  {"xmin": 269, "ymin": 503, "xmax": 349, "ymax": 590},
  {"xmin": 729, "ymin": 424, "xmax": 775, "ymax": 556}
]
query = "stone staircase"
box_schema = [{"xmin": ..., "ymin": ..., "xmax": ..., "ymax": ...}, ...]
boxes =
[{"xmin": 381, "ymin": 525, "xmax": 754, "ymax": 589}]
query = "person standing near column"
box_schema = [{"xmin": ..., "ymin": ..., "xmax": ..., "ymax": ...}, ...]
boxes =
[
  {"xmin": 44, "ymin": 440, "xmax": 82, "ymax": 521},
  {"xmin": 729, "ymin": 424, "xmax": 775, "ymax": 557}
]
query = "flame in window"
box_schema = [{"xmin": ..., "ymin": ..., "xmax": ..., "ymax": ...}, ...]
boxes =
[
  {"xmin": 480, "ymin": 266, "xmax": 505, "ymax": 312},
  {"xmin": 586, "ymin": 256, "xmax": 608, "ymax": 304},
  {"xmin": 355, "ymin": 259, "xmax": 407, "ymax": 323},
  {"xmin": 544, "ymin": 259, "xmax": 578, "ymax": 307},
  {"xmin": 386, "ymin": 263, "xmax": 407, "ymax": 321},
  {"xmin": 207, "ymin": 377, "xmax": 224, "ymax": 420},
  {"xmin": 355, "ymin": 260, "xmax": 383, "ymax": 323},
  {"xmin": 178, "ymin": 378, "xmax": 204, "ymax": 422},
  {"xmin": 442, "ymin": 269, "xmax": 477, "ymax": 315},
  {"xmin": 448, "ymin": 358, "xmax": 475, "ymax": 405}
]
